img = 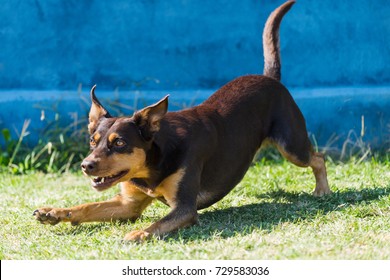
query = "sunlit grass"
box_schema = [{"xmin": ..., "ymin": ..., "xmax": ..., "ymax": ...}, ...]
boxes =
[{"xmin": 0, "ymin": 159, "xmax": 389, "ymax": 259}]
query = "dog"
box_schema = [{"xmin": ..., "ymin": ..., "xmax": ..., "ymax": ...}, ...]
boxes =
[{"xmin": 34, "ymin": 0, "xmax": 330, "ymax": 241}]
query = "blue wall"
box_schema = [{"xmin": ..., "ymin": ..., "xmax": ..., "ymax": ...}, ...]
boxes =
[
  {"xmin": 1, "ymin": 87, "xmax": 388, "ymax": 149},
  {"xmin": 1, "ymin": 0, "xmax": 389, "ymax": 90},
  {"xmin": 0, "ymin": 0, "xmax": 389, "ymax": 151}
]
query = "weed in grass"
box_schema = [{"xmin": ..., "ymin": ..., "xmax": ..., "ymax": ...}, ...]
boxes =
[{"xmin": 1, "ymin": 107, "xmax": 91, "ymax": 174}]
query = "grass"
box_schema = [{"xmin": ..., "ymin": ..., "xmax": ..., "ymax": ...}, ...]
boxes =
[{"xmin": 1, "ymin": 158, "xmax": 389, "ymax": 260}]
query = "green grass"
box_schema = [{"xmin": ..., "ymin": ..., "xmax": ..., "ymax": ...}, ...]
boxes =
[{"xmin": 1, "ymin": 159, "xmax": 390, "ymax": 260}]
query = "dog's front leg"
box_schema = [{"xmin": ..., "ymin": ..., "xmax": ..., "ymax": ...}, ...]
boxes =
[
  {"xmin": 124, "ymin": 167, "xmax": 199, "ymax": 241},
  {"xmin": 33, "ymin": 184, "xmax": 154, "ymax": 225},
  {"xmin": 124, "ymin": 205, "xmax": 198, "ymax": 242}
]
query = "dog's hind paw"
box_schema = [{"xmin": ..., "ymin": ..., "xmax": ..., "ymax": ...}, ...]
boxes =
[
  {"xmin": 123, "ymin": 230, "xmax": 151, "ymax": 242},
  {"xmin": 33, "ymin": 208, "xmax": 71, "ymax": 225},
  {"xmin": 312, "ymin": 187, "xmax": 332, "ymax": 197}
]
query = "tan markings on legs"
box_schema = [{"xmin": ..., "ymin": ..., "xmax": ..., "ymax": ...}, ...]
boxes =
[
  {"xmin": 124, "ymin": 209, "xmax": 198, "ymax": 242},
  {"xmin": 273, "ymin": 142, "xmax": 331, "ymax": 196},
  {"xmin": 146, "ymin": 208, "xmax": 197, "ymax": 235},
  {"xmin": 309, "ymin": 152, "xmax": 331, "ymax": 197},
  {"xmin": 120, "ymin": 181, "xmax": 155, "ymax": 217},
  {"xmin": 34, "ymin": 182, "xmax": 154, "ymax": 225},
  {"xmin": 274, "ymin": 142, "xmax": 309, "ymax": 167}
]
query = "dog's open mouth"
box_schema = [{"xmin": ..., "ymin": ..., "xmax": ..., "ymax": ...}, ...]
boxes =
[{"xmin": 90, "ymin": 170, "xmax": 129, "ymax": 190}]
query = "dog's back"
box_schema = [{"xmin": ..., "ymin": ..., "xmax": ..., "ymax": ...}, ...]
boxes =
[{"xmin": 158, "ymin": 1, "xmax": 301, "ymax": 208}]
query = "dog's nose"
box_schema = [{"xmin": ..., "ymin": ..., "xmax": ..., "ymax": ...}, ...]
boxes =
[{"xmin": 81, "ymin": 160, "xmax": 97, "ymax": 173}]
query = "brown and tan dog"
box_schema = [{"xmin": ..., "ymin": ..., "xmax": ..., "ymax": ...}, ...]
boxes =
[{"xmin": 34, "ymin": 1, "xmax": 330, "ymax": 241}]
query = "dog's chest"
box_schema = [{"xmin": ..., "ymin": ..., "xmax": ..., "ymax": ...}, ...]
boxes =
[{"xmin": 129, "ymin": 168, "xmax": 185, "ymax": 208}]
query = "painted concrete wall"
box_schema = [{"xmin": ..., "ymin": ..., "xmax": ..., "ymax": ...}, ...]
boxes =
[
  {"xmin": 1, "ymin": 87, "xmax": 389, "ymax": 150},
  {"xmin": 0, "ymin": 0, "xmax": 389, "ymax": 150},
  {"xmin": 1, "ymin": 0, "xmax": 389, "ymax": 90}
]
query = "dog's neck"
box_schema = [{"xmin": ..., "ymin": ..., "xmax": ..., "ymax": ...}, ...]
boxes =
[
  {"xmin": 129, "ymin": 116, "xmax": 186, "ymax": 192},
  {"xmin": 130, "ymin": 177, "xmax": 153, "ymax": 190}
]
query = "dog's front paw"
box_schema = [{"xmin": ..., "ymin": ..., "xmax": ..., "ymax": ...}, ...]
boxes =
[
  {"xmin": 33, "ymin": 208, "xmax": 71, "ymax": 225},
  {"xmin": 123, "ymin": 230, "xmax": 151, "ymax": 242}
]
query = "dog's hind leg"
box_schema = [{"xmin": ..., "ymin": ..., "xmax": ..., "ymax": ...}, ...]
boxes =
[
  {"xmin": 269, "ymin": 99, "xmax": 331, "ymax": 196},
  {"xmin": 308, "ymin": 152, "xmax": 330, "ymax": 197},
  {"xmin": 273, "ymin": 139, "xmax": 330, "ymax": 197}
]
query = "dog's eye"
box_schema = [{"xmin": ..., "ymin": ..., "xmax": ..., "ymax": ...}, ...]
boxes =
[
  {"xmin": 114, "ymin": 139, "xmax": 126, "ymax": 147},
  {"xmin": 90, "ymin": 138, "xmax": 97, "ymax": 147}
]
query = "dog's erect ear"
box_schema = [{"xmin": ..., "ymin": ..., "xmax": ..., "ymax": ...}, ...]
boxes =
[
  {"xmin": 133, "ymin": 95, "xmax": 169, "ymax": 141},
  {"xmin": 88, "ymin": 85, "xmax": 111, "ymax": 134}
]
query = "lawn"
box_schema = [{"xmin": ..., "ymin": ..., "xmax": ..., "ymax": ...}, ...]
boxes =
[{"xmin": 0, "ymin": 159, "xmax": 389, "ymax": 260}]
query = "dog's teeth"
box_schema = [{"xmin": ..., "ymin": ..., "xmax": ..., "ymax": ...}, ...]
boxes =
[
  {"xmin": 92, "ymin": 176, "xmax": 103, "ymax": 183},
  {"xmin": 90, "ymin": 172, "xmax": 127, "ymax": 187}
]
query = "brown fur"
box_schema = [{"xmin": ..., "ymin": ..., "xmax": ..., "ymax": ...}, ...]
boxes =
[
  {"xmin": 263, "ymin": 0, "xmax": 294, "ymax": 81},
  {"xmin": 34, "ymin": 1, "xmax": 330, "ymax": 241}
]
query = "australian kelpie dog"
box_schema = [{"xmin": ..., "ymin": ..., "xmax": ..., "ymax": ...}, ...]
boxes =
[{"xmin": 34, "ymin": 1, "xmax": 330, "ymax": 241}]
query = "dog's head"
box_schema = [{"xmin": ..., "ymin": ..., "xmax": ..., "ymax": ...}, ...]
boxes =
[{"xmin": 81, "ymin": 85, "xmax": 168, "ymax": 191}]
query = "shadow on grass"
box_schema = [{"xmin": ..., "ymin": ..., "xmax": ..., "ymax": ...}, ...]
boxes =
[
  {"xmin": 176, "ymin": 185, "xmax": 390, "ymax": 241},
  {"xmin": 50, "ymin": 185, "xmax": 390, "ymax": 241}
]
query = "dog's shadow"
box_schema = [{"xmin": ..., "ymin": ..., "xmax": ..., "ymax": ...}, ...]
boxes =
[
  {"xmin": 55, "ymin": 186, "xmax": 390, "ymax": 241},
  {"xmin": 176, "ymin": 186, "xmax": 390, "ymax": 241}
]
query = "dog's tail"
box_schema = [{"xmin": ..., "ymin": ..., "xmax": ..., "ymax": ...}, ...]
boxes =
[{"xmin": 262, "ymin": 0, "xmax": 295, "ymax": 81}]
